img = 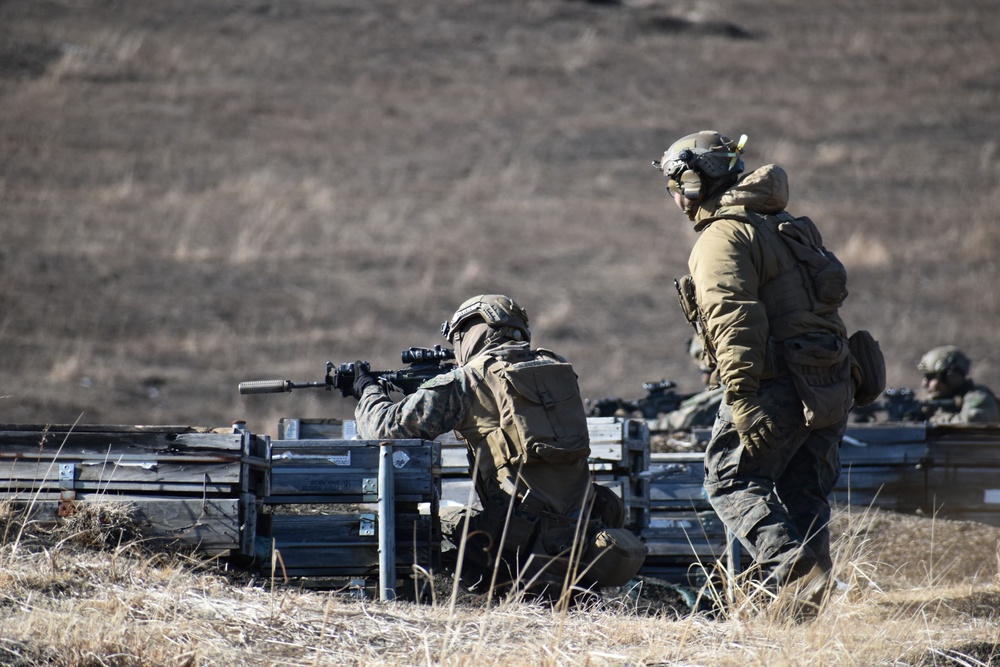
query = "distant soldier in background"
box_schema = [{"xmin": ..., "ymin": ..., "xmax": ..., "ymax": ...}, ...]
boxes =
[
  {"xmin": 351, "ymin": 294, "xmax": 645, "ymax": 600},
  {"xmin": 917, "ymin": 346, "xmax": 1000, "ymax": 424},
  {"xmin": 650, "ymin": 338, "xmax": 723, "ymax": 433}
]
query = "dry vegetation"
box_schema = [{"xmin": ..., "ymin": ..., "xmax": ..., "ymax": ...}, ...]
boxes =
[
  {"xmin": 2, "ymin": 499, "xmax": 999, "ymax": 666},
  {"xmin": 3, "ymin": 0, "xmax": 1000, "ymax": 665}
]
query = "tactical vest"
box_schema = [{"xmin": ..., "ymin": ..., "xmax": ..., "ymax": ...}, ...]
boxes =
[
  {"xmin": 678, "ymin": 211, "xmax": 855, "ymax": 427},
  {"xmin": 678, "ymin": 212, "xmax": 848, "ymax": 364},
  {"xmin": 463, "ymin": 346, "xmax": 592, "ymax": 476},
  {"xmin": 755, "ymin": 212, "xmax": 848, "ymax": 329}
]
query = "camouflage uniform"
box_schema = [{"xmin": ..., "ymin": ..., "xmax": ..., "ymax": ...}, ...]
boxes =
[
  {"xmin": 918, "ymin": 346, "xmax": 1000, "ymax": 424},
  {"xmin": 655, "ymin": 132, "xmax": 852, "ymax": 589},
  {"xmin": 656, "ymin": 386, "xmax": 724, "ymax": 432},
  {"xmin": 355, "ymin": 296, "xmax": 640, "ymax": 595},
  {"xmin": 925, "ymin": 383, "xmax": 1000, "ymax": 424},
  {"xmin": 356, "ymin": 340, "xmax": 592, "ymax": 518}
]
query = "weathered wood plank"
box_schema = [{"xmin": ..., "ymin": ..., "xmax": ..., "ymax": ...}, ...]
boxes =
[
  {"xmin": 269, "ymin": 440, "xmax": 438, "ymax": 470},
  {"xmin": 8, "ymin": 495, "xmax": 240, "ymax": 554},
  {"xmin": 0, "ymin": 424, "xmax": 227, "ymax": 434},
  {"xmin": 267, "ymin": 469, "xmax": 435, "ymax": 502},
  {"xmin": 261, "ymin": 513, "xmax": 438, "ymax": 575},
  {"xmin": 641, "ymin": 511, "xmax": 730, "ymax": 558},
  {"xmin": 267, "ymin": 440, "xmax": 439, "ymax": 501},
  {"xmin": 440, "ymin": 443, "xmax": 469, "ymax": 476},
  {"xmin": 843, "ymin": 424, "xmax": 928, "ymax": 446},
  {"xmin": 0, "ymin": 460, "xmax": 241, "ymax": 484},
  {"xmin": 839, "ymin": 440, "xmax": 928, "ymax": 466},
  {"xmin": 0, "ymin": 431, "xmax": 243, "ymax": 454},
  {"xmin": 3, "ymin": 481, "xmax": 235, "ymax": 494}
]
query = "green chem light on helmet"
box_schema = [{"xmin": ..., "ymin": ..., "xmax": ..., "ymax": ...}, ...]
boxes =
[{"xmin": 729, "ymin": 134, "xmax": 748, "ymax": 171}]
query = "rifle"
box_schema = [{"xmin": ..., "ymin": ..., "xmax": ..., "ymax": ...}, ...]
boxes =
[
  {"xmin": 238, "ymin": 345, "xmax": 456, "ymax": 397},
  {"xmin": 850, "ymin": 387, "xmax": 956, "ymax": 423},
  {"xmin": 587, "ymin": 380, "xmax": 693, "ymax": 420}
]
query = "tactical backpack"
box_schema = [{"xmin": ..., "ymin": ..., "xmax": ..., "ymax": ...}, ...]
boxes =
[
  {"xmin": 773, "ymin": 213, "xmax": 848, "ymax": 312},
  {"xmin": 679, "ymin": 210, "xmax": 859, "ymax": 427},
  {"xmin": 475, "ymin": 348, "xmax": 592, "ymax": 472},
  {"xmin": 773, "ymin": 213, "xmax": 885, "ymax": 411}
]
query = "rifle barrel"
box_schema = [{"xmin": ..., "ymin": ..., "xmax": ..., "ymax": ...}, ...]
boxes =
[
  {"xmin": 239, "ymin": 379, "xmax": 330, "ymax": 394},
  {"xmin": 239, "ymin": 380, "xmax": 293, "ymax": 394}
]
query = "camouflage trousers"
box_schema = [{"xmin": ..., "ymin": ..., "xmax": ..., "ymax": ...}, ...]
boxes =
[
  {"xmin": 439, "ymin": 481, "xmax": 626, "ymax": 598},
  {"xmin": 705, "ymin": 374, "xmax": 845, "ymax": 586}
]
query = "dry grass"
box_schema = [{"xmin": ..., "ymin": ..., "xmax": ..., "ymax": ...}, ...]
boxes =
[{"xmin": 2, "ymin": 499, "xmax": 999, "ymax": 666}]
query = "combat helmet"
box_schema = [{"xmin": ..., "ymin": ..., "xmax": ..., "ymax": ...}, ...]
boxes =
[
  {"xmin": 652, "ymin": 131, "xmax": 747, "ymax": 200},
  {"xmin": 441, "ymin": 294, "xmax": 530, "ymax": 343},
  {"xmin": 917, "ymin": 345, "xmax": 971, "ymax": 377}
]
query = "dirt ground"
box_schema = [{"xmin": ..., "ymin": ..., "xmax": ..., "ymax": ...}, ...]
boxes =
[{"xmin": 1, "ymin": 0, "xmax": 1000, "ymax": 433}]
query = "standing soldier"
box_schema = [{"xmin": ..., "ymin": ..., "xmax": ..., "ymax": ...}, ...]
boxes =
[
  {"xmin": 918, "ymin": 346, "xmax": 1000, "ymax": 424},
  {"xmin": 654, "ymin": 131, "xmax": 857, "ymax": 616},
  {"xmin": 351, "ymin": 294, "xmax": 646, "ymax": 601}
]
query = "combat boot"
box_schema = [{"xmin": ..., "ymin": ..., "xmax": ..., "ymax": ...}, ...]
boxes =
[{"xmin": 768, "ymin": 563, "xmax": 832, "ymax": 622}]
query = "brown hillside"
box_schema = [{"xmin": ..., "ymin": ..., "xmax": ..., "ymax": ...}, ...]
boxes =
[{"xmin": 1, "ymin": 0, "xmax": 999, "ymax": 433}]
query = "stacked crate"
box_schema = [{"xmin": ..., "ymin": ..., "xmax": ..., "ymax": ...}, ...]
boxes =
[
  {"xmin": 266, "ymin": 419, "xmax": 441, "ymax": 598},
  {"xmin": 586, "ymin": 417, "xmax": 651, "ymax": 532},
  {"xmin": 641, "ymin": 451, "xmax": 743, "ymax": 583},
  {"xmin": 0, "ymin": 423, "xmax": 265, "ymax": 557}
]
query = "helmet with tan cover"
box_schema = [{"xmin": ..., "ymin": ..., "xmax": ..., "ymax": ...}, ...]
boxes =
[
  {"xmin": 653, "ymin": 130, "xmax": 747, "ymax": 200},
  {"xmin": 440, "ymin": 294, "xmax": 531, "ymax": 343},
  {"xmin": 918, "ymin": 345, "xmax": 971, "ymax": 378}
]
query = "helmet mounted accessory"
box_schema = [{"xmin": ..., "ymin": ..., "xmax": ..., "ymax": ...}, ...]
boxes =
[
  {"xmin": 441, "ymin": 294, "xmax": 531, "ymax": 345},
  {"xmin": 652, "ymin": 132, "xmax": 748, "ymax": 201}
]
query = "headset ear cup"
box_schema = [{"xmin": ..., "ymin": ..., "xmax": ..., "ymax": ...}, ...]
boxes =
[{"xmin": 679, "ymin": 170, "xmax": 702, "ymax": 199}]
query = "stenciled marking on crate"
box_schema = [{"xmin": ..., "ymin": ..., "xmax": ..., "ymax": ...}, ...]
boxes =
[{"xmin": 275, "ymin": 450, "xmax": 352, "ymax": 466}]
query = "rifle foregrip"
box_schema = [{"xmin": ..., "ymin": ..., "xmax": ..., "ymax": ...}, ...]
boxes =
[{"xmin": 239, "ymin": 380, "xmax": 293, "ymax": 394}]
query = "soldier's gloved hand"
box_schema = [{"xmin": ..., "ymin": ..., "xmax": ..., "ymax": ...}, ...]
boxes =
[
  {"xmin": 350, "ymin": 361, "xmax": 377, "ymax": 399},
  {"xmin": 730, "ymin": 396, "xmax": 781, "ymax": 459}
]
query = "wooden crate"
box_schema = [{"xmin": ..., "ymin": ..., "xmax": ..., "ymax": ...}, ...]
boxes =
[
  {"xmin": 6, "ymin": 493, "xmax": 243, "ymax": 556},
  {"xmin": 277, "ymin": 418, "xmax": 346, "ymax": 441},
  {"xmin": 647, "ymin": 452, "xmax": 709, "ymax": 512},
  {"xmin": 257, "ymin": 511, "xmax": 439, "ymax": 588},
  {"xmin": 587, "ymin": 417, "xmax": 650, "ymax": 469},
  {"xmin": 256, "ymin": 437, "xmax": 442, "ymax": 593},
  {"xmin": 922, "ymin": 424, "xmax": 1000, "ymax": 526},
  {"xmin": 834, "ymin": 424, "xmax": 930, "ymax": 515},
  {"xmin": 0, "ymin": 424, "xmax": 252, "ymax": 495},
  {"xmin": 280, "ymin": 417, "xmax": 650, "ymax": 469},
  {"xmin": 640, "ymin": 509, "xmax": 750, "ymax": 585},
  {"xmin": 265, "ymin": 439, "xmax": 440, "ymax": 504},
  {"xmin": 0, "ymin": 424, "xmax": 264, "ymax": 555}
]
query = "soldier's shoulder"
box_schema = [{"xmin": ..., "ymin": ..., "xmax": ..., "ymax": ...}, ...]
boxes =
[
  {"xmin": 534, "ymin": 347, "xmax": 570, "ymax": 363},
  {"xmin": 967, "ymin": 384, "xmax": 1000, "ymax": 403},
  {"xmin": 419, "ymin": 366, "xmax": 470, "ymax": 390}
]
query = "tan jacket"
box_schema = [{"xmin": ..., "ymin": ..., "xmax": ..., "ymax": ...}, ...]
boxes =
[{"xmin": 688, "ymin": 165, "xmax": 848, "ymax": 403}]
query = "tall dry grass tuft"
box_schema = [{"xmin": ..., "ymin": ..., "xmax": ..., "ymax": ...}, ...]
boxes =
[{"xmin": 2, "ymin": 495, "xmax": 1000, "ymax": 665}]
